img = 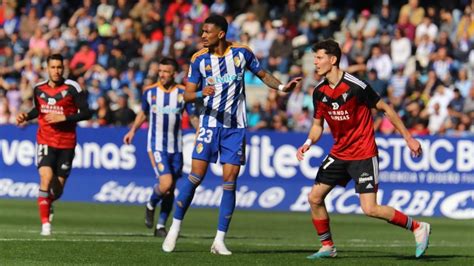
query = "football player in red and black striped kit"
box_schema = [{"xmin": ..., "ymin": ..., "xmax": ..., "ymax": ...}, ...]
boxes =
[
  {"xmin": 297, "ymin": 40, "xmax": 430, "ymax": 259},
  {"xmin": 16, "ymin": 54, "xmax": 91, "ymax": 236}
]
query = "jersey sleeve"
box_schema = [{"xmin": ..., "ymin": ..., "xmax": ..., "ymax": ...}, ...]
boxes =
[
  {"xmin": 187, "ymin": 57, "xmax": 202, "ymax": 85},
  {"xmin": 66, "ymin": 89, "xmax": 92, "ymax": 122},
  {"xmin": 141, "ymin": 90, "xmax": 150, "ymax": 113},
  {"xmin": 26, "ymin": 87, "xmax": 40, "ymax": 120},
  {"xmin": 360, "ymin": 82, "xmax": 381, "ymax": 108},
  {"xmin": 312, "ymin": 89, "xmax": 324, "ymax": 119},
  {"xmin": 244, "ymin": 48, "xmax": 263, "ymax": 75}
]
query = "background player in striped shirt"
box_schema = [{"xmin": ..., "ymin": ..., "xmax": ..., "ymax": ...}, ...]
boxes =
[
  {"xmin": 296, "ymin": 40, "xmax": 430, "ymax": 259},
  {"xmin": 162, "ymin": 15, "xmax": 302, "ymax": 255},
  {"xmin": 123, "ymin": 57, "xmax": 197, "ymax": 237},
  {"xmin": 16, "ymin": 54, "xmax": 92, "ymax": 236}
]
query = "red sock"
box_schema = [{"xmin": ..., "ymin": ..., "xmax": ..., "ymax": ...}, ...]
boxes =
[
  {"xmin": 38, "ymin": 196, "xmax": 51, "ymax": 224},
  {"xmin": 312, "ymin": 219, "xmax": 334, "ymax": 246},
  {"xmin": 389, "ymin": 210, "xmax": 420, "ymax": 231}
]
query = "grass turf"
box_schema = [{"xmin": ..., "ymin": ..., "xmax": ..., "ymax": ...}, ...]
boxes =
[{"xmin": 0, "ymin": 199, "xmax": 473, "ymax": 265}]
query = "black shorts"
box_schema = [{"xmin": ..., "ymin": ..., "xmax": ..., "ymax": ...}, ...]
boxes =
[
  {"xmin": 36, "ymin": 144, "xmax": 75, "ymax": 178},
  {"xmin": 315, "ymin": 155, "xmax": 379, "ymax": 193}
]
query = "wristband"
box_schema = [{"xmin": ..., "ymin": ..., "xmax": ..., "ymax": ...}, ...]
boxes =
[
  {"xmin": 277, "ymin": 84, "xmax": 285, "ymax": 91},
  {"xmin": 304, "ymin": 139, "xmax": 312, "ymax": 146},
  {"xmin": 196, "ymin": 91, "xmax": 203, "ymax": 98}
]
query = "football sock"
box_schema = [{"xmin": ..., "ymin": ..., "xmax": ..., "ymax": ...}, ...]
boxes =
[
  {"xmin": 214, "ymin": 230, "xmax": 226, "ymax": 242},
  {"xmin": 38, "ymin": 190, "xmax": 51, "ymax": 224},
  {"xmin": 389, "ymin": 210, "xmax": 420, "ymax": 231},
  {"xmin": 158, "ymin": 193, "xmax": 174, "ymax": 226},
  {"xmin": 173, "ymin": 173, "xmax": 203, "ymax": 220},
  {"xmin": 217, "ymin": 181, "xmax": 236, "ymax": 232},
  {"xmin": 312, "ymin": 218, "xmax": 334, "ymax": 246},
  {"xmin": 147, "ymin": 184, "xmax": 163, "ymax": 210}
]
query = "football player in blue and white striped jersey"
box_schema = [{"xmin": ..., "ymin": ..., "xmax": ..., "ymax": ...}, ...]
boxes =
[
  {"xmin": 162, "ymin": 15, "xmax": 302, "ymax": 255},
  {"xmin": 124, "ymin": 57, "xmax": 197, "ymax": 237}
]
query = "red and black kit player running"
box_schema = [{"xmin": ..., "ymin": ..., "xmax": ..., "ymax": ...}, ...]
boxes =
[
  {"xmin": 297, "ymin": 40, "xmax": 431, "ymax": 259},
  {"xmin": 16, "ymin": 54, "xmax": 91, "ymax": 236}
]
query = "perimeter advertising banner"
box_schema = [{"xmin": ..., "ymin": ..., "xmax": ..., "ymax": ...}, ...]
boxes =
[{"xmin": 0, "ymin": 125, "xmax": 473, "ymax": 219}]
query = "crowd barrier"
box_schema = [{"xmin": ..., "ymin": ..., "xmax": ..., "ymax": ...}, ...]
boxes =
[{"xmin": 1, "ymin": 125, "xmax": 473, "ymax": 219}]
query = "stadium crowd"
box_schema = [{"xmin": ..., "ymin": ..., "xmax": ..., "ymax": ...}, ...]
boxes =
[{"xmin": 0, "ymin": 0, "xmax": 473, "ymax": 136}]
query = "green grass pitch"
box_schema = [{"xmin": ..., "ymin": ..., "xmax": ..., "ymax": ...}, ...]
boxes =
[{"xmin": 0, "ymin": 199, "xmax": 473, "ymax": 265}]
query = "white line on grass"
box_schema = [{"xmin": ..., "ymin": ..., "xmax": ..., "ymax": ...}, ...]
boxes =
[{"xmin": 0, "ymin": 238, "xmax": 468, "ymax": 248}]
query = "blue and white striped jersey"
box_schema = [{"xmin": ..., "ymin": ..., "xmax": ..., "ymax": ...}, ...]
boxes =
[
  {"xmin": 188, "ymin": 43, "xmax": 263, "ymax": 128},
  {"xmin": 142, "ymin": 82, "xmax": 194, "ymax": 153}
]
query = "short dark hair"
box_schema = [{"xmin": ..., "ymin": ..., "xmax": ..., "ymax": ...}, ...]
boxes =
[
  {"xmin": 204, "ymin": 15, "xmax": 228, "ymax": 33},
  {"xmin": 312, "ymin": 40, "xmax": 341, "ymax": 66},
  {"xmin": 47, "ymin": 53, "xmax": 64, "ymax": 64},
  {"xmin": 159, "ymin": 57, "xmax": 179, "ymax": 72}
]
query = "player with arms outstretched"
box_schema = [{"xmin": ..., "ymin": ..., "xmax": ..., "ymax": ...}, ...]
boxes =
[
  {"xmin": 296, "ymin": 40, "xmax": 430, "ymax": 259},
  {"xmin": 123, "ymin": 57, "xmax": 197, "ymax": 237},
  {"xmin": 16, "ymin": 54, "xmax": 92, "ymax": 236},
  {"xmin": 162, "ymin": 15, "xmax": 302, "ymax": 255}
]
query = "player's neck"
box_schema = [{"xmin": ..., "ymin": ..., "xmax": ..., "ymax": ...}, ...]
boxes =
[
  {"xmin": 48, "ymin": 79, "xmax": 64, "ymax": 88},
  {"xmin": 326, "ymin": 68, "xmax": 343, "ymax": 88},
  {"xmin": 210, "ymin": 41, "xmax": 230, "ymax": 56},
  {"xmin": 162, "ymin": 81, "xmax": 176, "ymax": 90}
]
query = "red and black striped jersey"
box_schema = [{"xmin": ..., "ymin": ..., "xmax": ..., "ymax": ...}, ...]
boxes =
[
  {"xmin": 313, "ymin": 72, "xmax": 381, "ymax": 160},
  {"xmin": 31, "ymin": 79, "xmax": 90, "ymax": 149}
]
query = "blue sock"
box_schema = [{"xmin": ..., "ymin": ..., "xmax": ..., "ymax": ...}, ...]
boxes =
[
  {"xmin": 148, "ymin": 184, "xmax": 163, "ymax": 209},
  {"xmin": 217, "ymin": 181, "xmax": 236, "ymax": 232},
  {"xmin": 158, "ymin": 193, "xmax": 174, "ymax": 225},
  {"xmin": 173, "ymin": 173, "xmax": 203, "ymax": 220}
]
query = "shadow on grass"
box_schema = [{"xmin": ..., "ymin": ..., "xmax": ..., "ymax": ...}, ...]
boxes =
[{"xmin": 340, "ymin": 250, "xmax": 474, "ymax": 261}]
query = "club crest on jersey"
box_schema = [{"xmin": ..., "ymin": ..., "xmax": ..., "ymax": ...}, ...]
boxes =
[
  {"xmin": 342, "ymin": 93, "xmax": 348, "ymax": 102},
  {"xmin": 47, "ymin": 98, "xmax": 56, "ymax": 105},
  {"xmin": 178, "ymin": 94, "xmax": 184, "ymax": 103},
  {"xmin": 233, "ymin": 56, "xmax": 241, "ymax": 67},
  {"xmin": 158, "ymin": 163, "xmax": 165, "ymax": 172},
  {"xmin": 196, "ymin": 143, "xmax": 204, "ymax": 154},
  {"xmin": 205, "ymin": 65, "xmax": 212, "ymax": 71}
]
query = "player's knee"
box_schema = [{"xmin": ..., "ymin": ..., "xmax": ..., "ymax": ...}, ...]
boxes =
[
  {"xmin": 51, "ymin": 188, "xmax": 63, "ymax": 200},
  {"xmin": 308, "ymin": 192, "xmax": 325, "ymax": 206}
]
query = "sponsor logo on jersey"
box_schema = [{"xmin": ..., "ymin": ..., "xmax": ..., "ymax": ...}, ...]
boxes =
[
  {"xmin": 205, "ymin": 73, "xmax": 243, "ymax": 86},
  {"xmin": 205, "ymin": 65, "xmax": 212, "ymax": 71},
  {"xmin": 48, "ymin": 98, "xmax": 57, "ymax": 105}
]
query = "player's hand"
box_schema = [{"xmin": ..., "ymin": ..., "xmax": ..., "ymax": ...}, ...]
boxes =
[
  {"xmin": 16, "ymin": 112, "xmax": 28, "ymax": 125},
  {"xmin": 407, "ymin": 137, "xmax": 422, "ymax": 158},
  {"xmin": 282, "ymin": 77, "xmax": 303, "ymax": 92},
  {"xmin": 123, "ymin": 131, "xmax": 135, "ymax": 144},
  {"xmin": 202, "ymin": 86, "xmax": 215, "ymax": 96},
  {"xmin": 44, "ymin": 113, "xmax": 66, "ymax": 124},
  {"xmin": 296, "ymin": 144, "xmax": 310, "ymax": 161}
]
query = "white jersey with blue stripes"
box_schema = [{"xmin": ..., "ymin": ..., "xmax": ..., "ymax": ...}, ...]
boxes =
[
  {"xmin": 142, "ymin": 82, "xmax": 194, "ymax": 153},
  {"xmin": 188, "ymin": 43, "xmax": 263, "ymax": 128}
]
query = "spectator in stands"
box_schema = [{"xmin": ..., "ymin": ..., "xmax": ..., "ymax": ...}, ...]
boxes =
[
  {"xmin": 70, "ymin": 43, "xmax": 96, "ymax": 77},
  {"xmin": 399, "ymin": 0, "xmax": 425, "ymax": 26},
  {"xmin": 391, "ymin": 28, "xmax": 412, "ymax": 69},
  {"xmin": 113, "ymin": 94, "xmax": 135, "ymax": 127},
  {"xmin": 366, "ymin": 44, "xmax": 393, "ymax": 81},
  {"xmin": 388, "ymin": 66, "xmax": 408, "ymax": 109},
  {"xmin": 268, "ymin": 29, "xmax": 292, "ymax": 74},
  {"xmin": 415, "ymin": 16, "xmax": 438, "ymax": 45},
  {"xmin": 397, "ymin": 13, "xmax": 416, "ymax": 41}
]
